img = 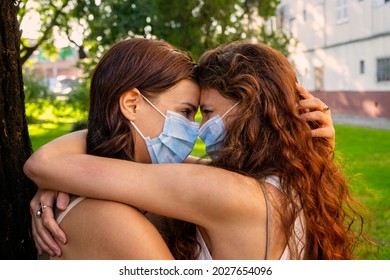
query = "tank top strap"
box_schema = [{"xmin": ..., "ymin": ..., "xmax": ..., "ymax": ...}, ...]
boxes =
[
  {"xmin": 260, "ymin": 176, "xmax": 281, "ymax": 260},
  {"xmin": 260, "ymin": 184, "xmax": 271, "ymax": 260}
]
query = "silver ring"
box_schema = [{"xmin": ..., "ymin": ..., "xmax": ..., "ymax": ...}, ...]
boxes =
[
  {"xmin": 42, "ymin": 204, "xmax": 52, "ymax": 211},
  {"xmin": 36, "ymin": 203, "xmax": 52, "ymax": 218},
  {"xmin": 323, "ymin": 104, "xmax": 330, "ymax": 112},
  {"xmin": 36, "ymin": 208, "xmax": 42, "ymax": 218}
]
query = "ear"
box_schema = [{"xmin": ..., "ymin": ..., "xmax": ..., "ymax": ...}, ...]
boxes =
[{"xmin": 119, "ymin": 88, "xmax": 142, "ymax": 121}]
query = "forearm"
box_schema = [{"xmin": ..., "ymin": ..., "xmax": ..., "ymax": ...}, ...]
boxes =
[
  {"xmin": 24, "ymin": 141, "xmax": 195, "ymax": 218},
  {"xmin": 24, "ymin": 129, "xmax": 89, "ymax": 195},
  {"xmin": 25, "ymin": 145, "xmax": 127, "ymax": 201}
]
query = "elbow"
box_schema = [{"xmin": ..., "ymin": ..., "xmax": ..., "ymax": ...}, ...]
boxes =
[
  {"xmin": 23, "ymin": 156, "xmax": 37, "ymax": 181},
  {"xmin": 23, "ymin": 147, "xmax": 51, "ymax": 186}
]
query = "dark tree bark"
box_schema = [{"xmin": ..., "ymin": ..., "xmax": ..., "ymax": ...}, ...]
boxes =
[{"xmin": 0, "ymin": 0, "xmax": 37, "ymax": 259}]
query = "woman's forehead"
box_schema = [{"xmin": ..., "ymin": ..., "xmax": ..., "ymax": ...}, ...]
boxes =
[{"xmin": 200, "ymin": 88, "xmax": 232, "ymax": 108}]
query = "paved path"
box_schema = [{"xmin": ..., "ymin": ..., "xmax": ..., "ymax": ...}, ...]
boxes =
[{"xmin": 332, "ymin": 114, "xmax": 390, "ymax": 130}]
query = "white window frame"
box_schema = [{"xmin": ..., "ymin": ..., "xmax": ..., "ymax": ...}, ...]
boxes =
[
  {"xmin": 336, "ymin": 0, "xmax": 349, "ymax": 23},
  {"xmin": 377, "ymin": 57, "xmax": 390, "ymax": 82},
  {"xmin": 374, "ymin": 0, "xmax": 389, "ymax": 6},
  {"xmin": 360, "ymin": 60, "xmax": 365, "ymax": 75}
]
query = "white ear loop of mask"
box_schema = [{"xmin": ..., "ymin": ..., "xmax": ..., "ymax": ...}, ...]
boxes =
[
  {"xmin": 130, "ymin": 95, "xmax": 166, "ymax": 139},
  {"xmin": 141, "ymin": 94, "xmax": 167, "ymax": 119},
  {"xmin": 221, "ymin": 101, "xmax": 240, "ymax": 120}
]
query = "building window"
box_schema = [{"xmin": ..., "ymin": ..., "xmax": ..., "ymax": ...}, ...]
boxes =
[
  {"xmin": 336, "ymin": 0, "xmax": 349, "ymax": 22},
  {"xmin": 374, "ymin": 0, "xmax": 388, "ymax": 5},
  {"xmin": 377, "ymin": 57, "xmax": 390, "ymax": 81},
  {"xmin": 360, "ymin": 60, "xmax": 365, "ymax": 74}
]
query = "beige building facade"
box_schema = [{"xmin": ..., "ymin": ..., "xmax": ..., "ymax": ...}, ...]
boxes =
[{"xmin": 274, "ymin": 0, "xmax": 390, "ymax": 118}]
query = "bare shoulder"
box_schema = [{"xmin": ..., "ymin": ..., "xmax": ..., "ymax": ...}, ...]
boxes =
[{"xmin": 54, "ymin": 198, "xmax": 173, "ymax": 260}]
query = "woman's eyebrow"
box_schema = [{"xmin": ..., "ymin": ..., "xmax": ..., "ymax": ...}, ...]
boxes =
[{"xmin": 182, "ymin": 102, "xmax": 198, "ymax": 112}]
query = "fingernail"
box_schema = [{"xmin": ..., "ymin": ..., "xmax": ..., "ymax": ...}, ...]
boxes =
[{"xmin": 59, "ymin": 234, "xmax": 67, "ymax": 244}]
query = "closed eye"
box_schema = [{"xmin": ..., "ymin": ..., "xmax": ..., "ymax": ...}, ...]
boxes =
[
  {"xmin": 201, "ymin": 108, "xmax": 212, "ymax": 115},
  {"xmin": 180, "ymin": 108, "xmax": 191, "ymax": 117},
  {"xmin": 179, "ymin": 102, "xmax": 198, "ymax": 120}
]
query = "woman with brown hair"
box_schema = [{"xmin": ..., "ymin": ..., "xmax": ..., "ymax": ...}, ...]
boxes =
[
  {"xmin": 27, "ymin": 37, "xmax": 202, "ymax": 259},
  {"xmin": 25, "ymin": 41, "xmax": 355, "ymax": 260}
]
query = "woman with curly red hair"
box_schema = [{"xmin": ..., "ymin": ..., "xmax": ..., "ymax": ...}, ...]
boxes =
[
  {"xmin": 24, "ymin": 41, "xmax": 363, "ymax": 259},
  {"xmin": 195, "ymin": 41, "xmax": 364, "ymax": 259}
]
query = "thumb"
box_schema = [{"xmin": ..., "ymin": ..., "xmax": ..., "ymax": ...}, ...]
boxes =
[{"xmin": 56, "ymin": 192, "xmax": 71, "ymax": 211}]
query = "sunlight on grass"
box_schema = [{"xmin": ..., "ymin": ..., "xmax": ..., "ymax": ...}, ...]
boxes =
[
  {"xmin": 28, "ymin": 123, "xmax": 65, "ymax": 135},
  {"xmin": 335, "ymin": 125, "xmax": 390, "ymax": 260},
  {"xmin": 28, "ymin": 123, "xmax": 73, "ymax": 151}
]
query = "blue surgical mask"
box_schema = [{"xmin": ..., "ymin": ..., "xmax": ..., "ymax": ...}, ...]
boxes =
[
  {"xmin": 131, "ymin": 96, "xmax": 199, "ymax": 164},
  {"xmin": 198, "ymin": 102, "xmax": 240, "ymax": 155}
]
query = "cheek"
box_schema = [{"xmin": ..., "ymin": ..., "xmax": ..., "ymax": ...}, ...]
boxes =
[
  {"xmin": 200, "ymin": 113, "xmax": 207, "ymax": 126},
  {"xmin": 144, "ymin": 117, "xmax": 165, "ymax": 138},
  {"xmin": 200, "ymin": 113, "xmax": 215, "ymax": 126},
  {"xmin": 188, "ymin": 113, "xmax": 196, "ymax": 122}
]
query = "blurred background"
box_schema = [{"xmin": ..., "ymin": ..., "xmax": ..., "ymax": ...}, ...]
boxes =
[{"xmin": 18, "ymin": 0, "xmax": 389, "ymax": 259}]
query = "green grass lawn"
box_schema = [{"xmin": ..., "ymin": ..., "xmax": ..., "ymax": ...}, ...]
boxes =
[
  {"xmin": 334, "ymin": 125, "xmax": 390, "ymax": 260},
  {"xmin": 28, "ymin": 122, "xmax": 390, "ymax": 259},
  {"xmin": 28, "ymin": 122, "xmax": 74, "ymax": 151}
]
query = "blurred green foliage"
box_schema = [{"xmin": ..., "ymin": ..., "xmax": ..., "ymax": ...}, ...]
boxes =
[
  {"xmin": 23, "ymin": 73, "xmax": 53, "ymax": 122},
  {"xmin": 18, "ymin": 0, "xmax": 291, "ymax": 69},
  {"xmin": 24, "ymin": 72, "xmax": 89, "ymax": 125},
  {"xmin": 20, "ymin": 0, "xmax": 292, "ymax": 129}
]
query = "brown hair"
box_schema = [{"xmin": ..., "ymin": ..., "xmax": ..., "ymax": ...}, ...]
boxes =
[
  {"xmin": 87, "ymin": 38, "xmax": 199, "ymax": 259},
  {"xmin": 198, "ymin": 41, "xmax": 369, "ymax": 259}
]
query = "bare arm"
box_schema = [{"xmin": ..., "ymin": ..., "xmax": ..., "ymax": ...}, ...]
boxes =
[{"xmin": 24, "ymin": 131, "xmax": 256, "ymax": 229}]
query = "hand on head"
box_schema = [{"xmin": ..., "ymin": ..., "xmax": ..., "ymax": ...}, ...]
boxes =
[{"xmin": 295, "ymin": 83, "xmax": 335, "ymax": 149}]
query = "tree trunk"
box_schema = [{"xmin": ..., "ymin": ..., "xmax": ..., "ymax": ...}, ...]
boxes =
[{"xmin": 0, "ymin": 0, "xmax": 37, "ymax": 259}]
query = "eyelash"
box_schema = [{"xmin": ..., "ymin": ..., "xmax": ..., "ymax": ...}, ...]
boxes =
[{"xmin": 180, "ymin": 109, "xmax": 192, "ymax": 116}]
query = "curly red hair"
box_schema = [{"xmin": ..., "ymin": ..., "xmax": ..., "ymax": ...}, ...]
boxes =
[{"xmin": 198, "ymin": 41, "xmax": 370, "ymax": 259}]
